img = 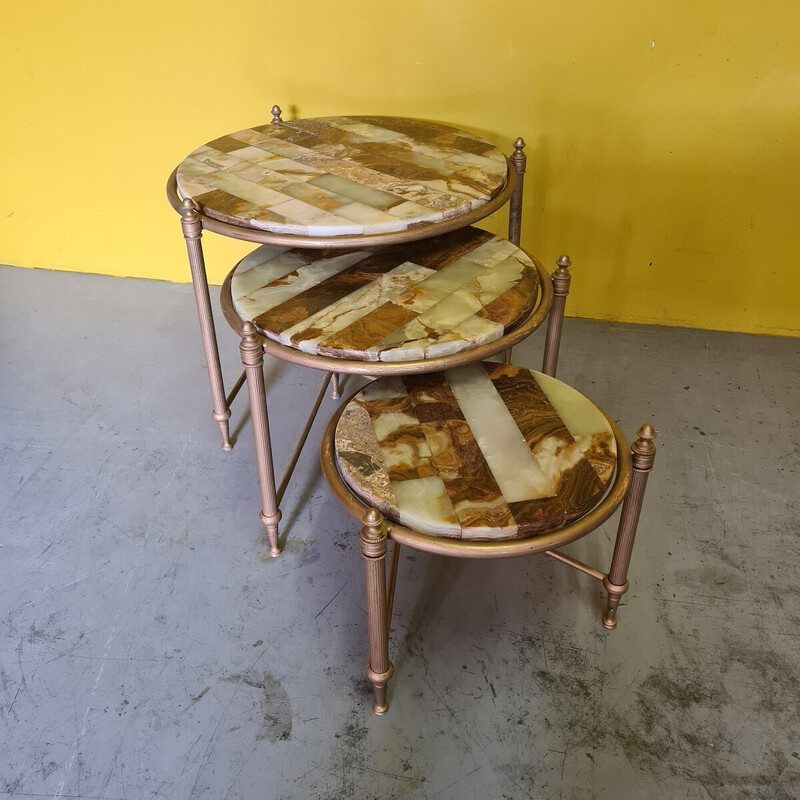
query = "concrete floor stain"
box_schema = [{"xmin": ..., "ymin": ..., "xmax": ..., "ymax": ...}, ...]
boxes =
[{"xmin": 224, "ymin": 671, "xmax": 293, "ymax": 743}]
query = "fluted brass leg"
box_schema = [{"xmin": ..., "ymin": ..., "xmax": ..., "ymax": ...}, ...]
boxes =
[
  {"xmin": 360, "ymin": 509, "xmax": 393, "ymax": 714},
  {"xmin": 503, "ymin": 137, "xmax": 527, "ymax": 366},
  {"xmin": 603, "ymin": 424, "xmax": 657, "ymax": 629},
  {"xmin": 541, "ymin": 255, "xmax": 572, "ymax": 378},
  {"xmin": 386, "ymin": 541, "xmax": 401, "ymax": 631},
  {"xmin": 507, "ymin": 137, "xmax": 527, "ymax": 247},
  {"xmin": 239, "ymin": 322, "xmax": 281, "ymax": 556},
  {"xmin": 180, "ymin": 199, "xmax": 232, "ymax": 450}
]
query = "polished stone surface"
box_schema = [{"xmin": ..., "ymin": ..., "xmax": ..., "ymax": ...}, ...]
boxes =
[
  {"xmin": 335, "ymin": 362, "xmax": 616, "ymax": 539},
  {"xmin": 176, "ymin": 116, "xmax": 507, "ymax": 235},
  {"xmin": 231, "ymin": 227, "xmax": 539, "ymax": 361}
]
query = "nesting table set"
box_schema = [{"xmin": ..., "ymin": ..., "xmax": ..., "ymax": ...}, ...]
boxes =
[{"xmin": 167, "ymin": 109, "xmax": 656, "ymax": 714}]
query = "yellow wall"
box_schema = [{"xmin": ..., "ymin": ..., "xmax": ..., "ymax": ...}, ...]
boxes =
[{"xmin": 3, "ymin": 1, "xmax": 799, "ymax": 335}]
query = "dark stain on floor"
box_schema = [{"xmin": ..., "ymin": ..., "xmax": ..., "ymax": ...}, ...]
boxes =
[
  {"xmin": 500, "ymin": 618, "xmax": 800, "ymax": 799},
  {"xmin": 224, "ymin": 670, "xmax": 293, "ymax": 742}
]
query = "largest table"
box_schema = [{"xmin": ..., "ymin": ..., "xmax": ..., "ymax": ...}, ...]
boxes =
[{"xmin": 167, "ymin": 109, "xmax": 568, "ymax": 554}]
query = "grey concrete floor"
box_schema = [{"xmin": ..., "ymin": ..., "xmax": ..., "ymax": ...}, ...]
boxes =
[{"xmin": 1, "ymin": 264, "xmax": 799, "ymax": 800}]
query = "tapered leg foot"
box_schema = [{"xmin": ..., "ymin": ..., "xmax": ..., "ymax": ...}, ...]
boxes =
[
  {"xmin": 366, "ymin": 664, "xmax": 394, "ymax": 715},
  {"xmin": 602, "ymin": 576, "xmax": 629, "ymax": 629},
  {"xmin": 213, "ymin": 411, "xmax": 233, "ymax": 451},
  {"xmin": 260, "ymin": 511, "xmax": 282, "ymax": 557}
]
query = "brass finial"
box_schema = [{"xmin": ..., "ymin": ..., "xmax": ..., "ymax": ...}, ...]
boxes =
[
  {"xmin": 364, "ymin": 507, "xmax": 383, "ymax": 528},
  {"xmin": 271, "ymin": 105, "xmax": 283, "ymax": 124},
  {"xmin": 551, "ymin": 255, "xmax": 572, "ymax": 299},
  {"xmin": 510, "ymin": 137, "xmax": 527, "ymax": 174},
  {"xmin": 179, "ymin": 197, "xmax": 201, "ymax": 237},
  {"xmin": 637, "ymin": 423, "xmax": 657, "ymax": 441},
  {"xmin": 179, "ymin": 197, "xmax": 197, "ymax": 216},
  {"xmin": 240, "ymin": 320, "xmax": 260, "ymax": 349},
  {"xmin": 360, "ymin": 508, "xmax": 387, "ymax": 555},
  {"xmin": 362, "ymin": 508, "xmax": 385, "ymax": 540},
  {"xmin": 632, "ymin": 423, "xmax": 658, "ymax": 465}
]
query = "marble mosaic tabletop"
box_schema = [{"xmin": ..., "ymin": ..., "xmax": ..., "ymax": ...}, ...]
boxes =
[
  {"xmin": 176, "ymin": 116, "xmax": 508, "ymax": 236},
  {"xmin": 231, "ymin": 227, "xmax": 539, "ymax": 362},
  {"xmin": 335, "ymin": 363, "xmax": 617, "ymax": 540}
]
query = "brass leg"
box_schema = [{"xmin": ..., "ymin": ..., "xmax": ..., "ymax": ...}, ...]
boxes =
[
  {"xmin": 180, "ymin": 199, "xmax": 232, "ymax": 451},
  {"xmin": 239, "ymin": 322, "xmax": 282, "ymax": 556},
  {"xmin": 360, "ymin": 509, "xmax": 393, "ymax": 715},
  {"xmin": 603, "ymin": 425, "xmax": 657, "ymax": 629},
  {"xmin": 275, "ymin": 372, "xmax": 333, "ymax": 505},
  {"xmin": 330, "ymin": 373, "xmax": 341, "ymax": 400},
  {"xmin": 386, "ymin": 541, "xmax": 401, "ymax": 632},
  {"xmin": 504, "ymin": 137, "xmax": 527, "ymax": 366},
  {"xmin": 507, "ymin": 137, "xmax": 527, "ymax": 247},
  {"xmin": 541, "ymin": 255, "xmax": 572, "ymax": 378}
]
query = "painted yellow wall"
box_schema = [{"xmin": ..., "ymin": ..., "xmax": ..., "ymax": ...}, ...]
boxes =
[{"xmin": 3, "ymin": 1, "xmax": 799, "ymax": 335}]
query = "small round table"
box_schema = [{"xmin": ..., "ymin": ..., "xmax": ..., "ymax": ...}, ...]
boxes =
[{"xmin": 320, "ymin": 364, "xmax": 657, "ymax": 714}]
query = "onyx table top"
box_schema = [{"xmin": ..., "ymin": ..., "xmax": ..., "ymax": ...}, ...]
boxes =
[
  {"xmin": 334, "ymin": 363, "xmax": 617, "ymax": 541},
  {"xmin": 230, "ymin": 227, "xmax": 539, "ymax": 363},
  {"xmin": 176, "ymin": 116, "xmax": 508, "ymax": 237}
]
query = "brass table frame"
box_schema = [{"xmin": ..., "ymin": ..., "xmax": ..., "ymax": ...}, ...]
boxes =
[
  {"xmin": 166, "ymin": 109, "xmax": 530, "ymax": 452},
  {"xmin": 320, "ymin": 384, "xmax": 657, "ymax": 714}
]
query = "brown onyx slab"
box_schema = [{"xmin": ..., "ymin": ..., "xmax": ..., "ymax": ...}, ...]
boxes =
[
  {"xmin": 402, "ymin": 373, "xmax": 466, "ymax": 424},
  {"xmin": 279, "ymin": 181, "xmax": 353, "ymax": 211},
  {"xmin": 583, "ymin": 432, "xmax": 618, "ymax": 483},
  {"xmin": 252, "ymin": 249, "xmax": 414, "ymax": 334},
  {"xmin": 193, "ymin": 188, "xmax": 261, "ymax": 223},
  {"xmin": 207, "ymin": 135, "xmax": 253, "ymax": 153},
  {"xmin": 316, "ymin": 303, "xmax": 419, "ymax": 359},
  {"xmin": 555, "ymin": 459, "xmax": 605, "ymax": 523},
  {"xmin": 483, "ymin": 362, "xmax": 569, "ymax": 443},
  {"xmin": 400, "ymin": 228, "xmax": 495, "ymax": 271},
  {"xmin": 433, "ymin": 133, "xmax": 499, "ymax": 157},
  {"xmin": 355, "ymin": 117, "xmax": 462, "ymax": 141},
  {"xmin": 479, "ymin": 270, "xmax": 540, "ymax": 331},
  {"xmin": 507, "ymin": 498, "xmax": 568, "ymax": 535},
  {"xmin": 358, "ymin": 395, "xmax": 438, "ymax": 483},
  {"xmin": 420, "ymin": 419, "xmax": 516, "ymax": 535}
]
